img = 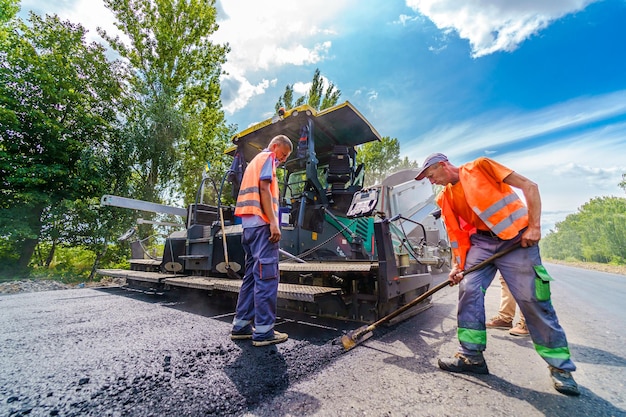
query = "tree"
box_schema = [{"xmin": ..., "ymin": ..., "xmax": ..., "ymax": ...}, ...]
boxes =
[
  {"xmin": 0, "ymin": 0, "xmax": 19, "ymax": 29},
  {"xmin": 99, "ymin": 0, "xmax": 231, "ymax": 206},
  {"xmin": 275, "ymin": 68, "xmax": 341, "ymax": 112},
  {"xmin": 619, "ymin": 173, "xmax": 625, "ymax": 193},
  {"xmin": 356, "ymin": 137, "xmax": 417, "ymax": 187},
  {"xmin": 541, "ymin": 196, "xmax": 626, "ymax": 264},
  {"xmin": 0, "ymin": 12, "xmax": 123, "ymax": 274}
]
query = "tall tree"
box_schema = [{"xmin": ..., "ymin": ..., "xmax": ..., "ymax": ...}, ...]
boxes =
[
  {"xmin": 541, "ymin": 196, "xmax": 626, "ymax": 264},
  {"xmin": 356, "ymin": 137, "xmax": 417, "ymax": 187},
  {"xmin": 275, "ymin": 68, "xmax": 341, "ymax": 112},
  {"xmin": 99, "ymin": 0, "xmax": 231, "ymax": 206},
  {"xmin": 0, "ymin": 12, "xmax": 123, "ymax": 274},
  {"xmin": 0, "ymin": 0, "xmax": 19, "ymax": 29}
]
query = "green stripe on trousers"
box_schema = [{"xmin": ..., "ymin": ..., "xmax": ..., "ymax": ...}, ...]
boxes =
[
  {"xmin": 458, "ymin": 327, "xmax": 487, "ymax": 346},
  {"xmin": 534, "ymin": 343, "xmax": 571, "ymax": 360}
]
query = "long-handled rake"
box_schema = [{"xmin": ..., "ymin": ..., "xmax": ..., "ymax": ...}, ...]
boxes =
[{"xmin": 341, "ymin": 242, "xmax": 522, "ymax": 352}]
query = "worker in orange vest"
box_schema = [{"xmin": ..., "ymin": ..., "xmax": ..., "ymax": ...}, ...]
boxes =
[
  {"xmin": 231, "ymin": 135, "xmax": 292, "ymax": 347},
  {"xmin": 415, "ymin": 153, "xmax": 579, "ymax": 396}
]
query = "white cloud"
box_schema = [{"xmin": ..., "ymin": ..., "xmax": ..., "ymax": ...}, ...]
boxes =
[
  {"xmin": 255, "ymin": 41, "xmax": 331, "ymax": 70},
  {"xmin": 406, "ymin": 90, "xmax": 626, "ymax": 158},
  {"xmin": 22, "ymin": 0, "xmax": 120, "ymax": 45},
  {"xmin": 395, "ymin": 14, "xmax": 421, "ymax": 26},
  {"xmin": 403, "ymin": 90, "xmax": 626, "ymax": 226},
  {"xmin": 405, "ymin": 0, "xmax": 599, "ymax": 57},
  {"xmin": 213, "ymin": 1, "xmax": 355, "ymax": 114},
  {"xmin": 293, "ymin": 82, "xmax": 311, "ymax": 96},
  {"xmin": 220, "ymin": 63, "xmax": 275, "ymax": 115}
]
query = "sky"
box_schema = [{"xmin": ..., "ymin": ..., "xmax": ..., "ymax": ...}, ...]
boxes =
[{"xmin": 18, "ymin": 0, "xmax": 626, "ymax": 234}]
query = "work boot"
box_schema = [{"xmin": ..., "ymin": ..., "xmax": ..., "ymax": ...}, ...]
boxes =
[
  {"xmin": 549, "ymin": 366, "xmax": 581, "ymax": 396},
  {"xmin": 252, "ymin": 330, "xmax": 288, "ymax": 347},
  {"xmin": 438, "ymin": 352, "xmax": 489, "ymax": 375},
  {"xmin": 230, "ymin": 325, "xmax": 254, "ymax": 340},
  {"xmin": 486, "ymin": 316, "xmax": 513, "ymax": 329},
  {"xmin": 509, "ymin": 321, "xmax": 529, "ymax": 337}
]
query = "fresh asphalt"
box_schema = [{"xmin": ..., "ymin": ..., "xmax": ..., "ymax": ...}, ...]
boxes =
[{"xmin": 0, "ymin": 263, "xmax": 624, "ymax": 416}]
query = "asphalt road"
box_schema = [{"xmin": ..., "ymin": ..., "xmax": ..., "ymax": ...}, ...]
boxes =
[{"xmin": 1, "ymin": 263, "xmax": 624, "ymax": 417}]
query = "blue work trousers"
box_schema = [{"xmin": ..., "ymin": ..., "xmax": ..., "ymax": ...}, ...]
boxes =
[
  {"xmin": 457, "ymin": 232, "xmax": 576, "ymax": 372},
  {"xmin": 232, "ymin": 224, "xmax": 279, "ymax": 340}
]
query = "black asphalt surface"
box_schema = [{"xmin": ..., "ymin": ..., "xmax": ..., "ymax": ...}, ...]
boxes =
[
  {"xmin": 0, "ymin": 287, "xmax": 358, "ymax": 417},
  {"xmin": 1, "ymin": 263, "xmax": 625, "ymax": 416}
]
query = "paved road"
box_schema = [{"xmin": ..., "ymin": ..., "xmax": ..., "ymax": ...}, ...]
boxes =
[
  {"xmin": 250, "ymin": 263, "xmax": 626, "ymax": 416},
  {"xmin": 0, "ymin": 263, "xmax": 624, "ymax": 416}
]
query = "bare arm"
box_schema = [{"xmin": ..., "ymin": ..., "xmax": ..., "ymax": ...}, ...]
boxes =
[
  {"xmin": 503, "ymin": 171, "xmax": 541, "ymax": 247},
  {"xmin": 259, "ymin": 179, "xmax": 281, "ymax": 243}
]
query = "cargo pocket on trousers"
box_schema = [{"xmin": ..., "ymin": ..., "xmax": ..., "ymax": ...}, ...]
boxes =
[
  {"xmin": 260, "ymin": 258, "xmax": 278, "ymax": 280},
  {"xmin": 533, "ymin": 264, "xmax": 553, "ymax": 301}
]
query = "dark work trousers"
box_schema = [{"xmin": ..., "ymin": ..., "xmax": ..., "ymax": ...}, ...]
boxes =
[{"xmin": 232, "ymin": 224, "xmax": 280, "ymax": 340}]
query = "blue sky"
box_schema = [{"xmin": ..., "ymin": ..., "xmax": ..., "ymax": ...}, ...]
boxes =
[{"xmin": 19, "ymin": 0, "xmax": 626, "ymax": 233}]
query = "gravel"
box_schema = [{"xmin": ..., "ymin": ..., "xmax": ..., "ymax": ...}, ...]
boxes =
[{"xmin": 0, "ymin": 277, "xmax": 125, "ymax": 295}]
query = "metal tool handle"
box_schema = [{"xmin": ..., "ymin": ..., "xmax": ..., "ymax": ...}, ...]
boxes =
[{"xmin": 367, "ymin": 242, "xmax": 522, "ymax": 330}]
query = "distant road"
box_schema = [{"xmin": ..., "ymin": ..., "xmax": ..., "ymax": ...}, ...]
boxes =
[{"xmin": 543, "ymin": 262, "xmax": 626, "ymax": 317}]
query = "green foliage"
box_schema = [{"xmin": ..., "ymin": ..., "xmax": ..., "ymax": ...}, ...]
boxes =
[
  {"xmin": 356, "ymin": 137, "xmax": 418, "ymax": 187},
  {"xmin": 275, "ymin": 68, "xmax": 341, "ymax": 112},
  {"xmin": 0, "ymin": 12, "xmax": 124, "ymax": 272},
  {"xmin": 100, "ymin": 0, "xmax": 231, "ymax": 206},
  {"xmin": 28, "ymin": 243, "xmax": 130, "ymax": 283},
  {"xmin": 541, "ymin": 196, "xmax": 626, "ymax": 264},
  {"xmin": 0, "ymin": 0, "xmax": 19, "ymax": 25}
]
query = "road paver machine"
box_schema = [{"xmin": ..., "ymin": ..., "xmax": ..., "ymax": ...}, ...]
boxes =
[{"xmin": 98, "ymin": 101, "xmax": 450, "ymax": 323}]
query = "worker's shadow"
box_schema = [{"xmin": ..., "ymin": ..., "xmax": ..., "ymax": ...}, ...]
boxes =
[
  {"xmin": 369, "ymin": 304, "xmax": 626, "ymax": 417},
  {"xmin": 429, "ymin": 372, "xmax": 625, "ymax": 417},
  {"xmin": 568, "ymin": 343, "xmax": 626, "ymax": 368},
  {"xmin": 489, "ymin": 334, "xmax": 626, "ymax": 368},
  {"xmin": 224, "ymin": 342, "xmax": 322, "ymax": 416}
]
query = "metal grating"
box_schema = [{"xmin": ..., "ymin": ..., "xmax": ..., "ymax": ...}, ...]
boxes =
[
  {"xmin": 164, "ymin": 277, "xmax": 341, "ymax": 303},
  {"xmin": 279, "ymin": 261, "xmax": 376, "ymax": 272},
  {"xmin": 98, "ymin": 270, "xmax": 346, "ymax": 303},
  {"xmin": 96, "ymin": 269, "xmax": 183, "ymax": 283},
  {"xmin": 163, "ymin": 276, "xmax": 215, "ymax": 290}
]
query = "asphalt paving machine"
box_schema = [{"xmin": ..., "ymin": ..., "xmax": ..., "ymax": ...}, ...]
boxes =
[{"xmin": 97, "ymin": 101, "xmax": 450, "ymax": 323}]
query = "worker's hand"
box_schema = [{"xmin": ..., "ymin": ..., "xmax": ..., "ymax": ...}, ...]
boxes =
[
  {"xmin": 448, "ymin": 266, "xmax": 464, "ymax": 286},
  {"xmin": 269, "ymin": 221, "xmax": 281, "ymax": 243},
  {"xmin": 521, "ymin": 225, "xmax": 541, "ymax": 248}
]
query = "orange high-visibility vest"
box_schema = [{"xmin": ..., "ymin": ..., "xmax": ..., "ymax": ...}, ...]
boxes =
[
  {"xmin": 437, "ymin": 160, "xmax": 529, "ymax": 269},
  {"xmin": 437, "ymin": 191, "xmax": 473, "ymax": 270},
  {"xmin": 234, "ymin": 151, "xmax": 279, "ymax": 224}
]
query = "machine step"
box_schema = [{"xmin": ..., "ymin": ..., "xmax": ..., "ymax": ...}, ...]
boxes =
[{"xmin": 96, "ymin": 269, "xmax": 342, "ymax": 303}]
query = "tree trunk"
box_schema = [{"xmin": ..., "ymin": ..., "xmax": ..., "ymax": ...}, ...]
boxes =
[
  {"xmin": 89, "ymin": 240, "xmax": 108, "ymax": 281},
  {"xmin": 16, "ymin": 204, "xmax": 45, "ymax": 274},
  {"xmin": 45, "ymin": 239, "xmax": 57, "ymax": 268}
]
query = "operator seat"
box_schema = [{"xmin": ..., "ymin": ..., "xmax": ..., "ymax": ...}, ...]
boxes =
[
  {"xmin": 327, "ymin": 145, "xmax": 352, "ymax": 190},
  {"xmin": 327, "ymin": 145, "xmax": 358, "ymax": 213}
]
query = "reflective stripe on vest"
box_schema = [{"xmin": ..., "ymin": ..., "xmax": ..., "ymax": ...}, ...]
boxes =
[
  {"xmin": 460, "ymin": 162, "xmax": 529, "ymax": 240},
  {"xmin": 472, "ymin": 193, "xmax": 528, "ymax": 235},
  {"xmin": 234, "ymin": 152, "xmax": 279, "ymax": 223}
]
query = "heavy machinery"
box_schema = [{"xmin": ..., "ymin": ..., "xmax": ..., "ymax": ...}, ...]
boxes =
[{"xmin": 97, "ymin": 101, "xmax": 450, "ymax": 323}]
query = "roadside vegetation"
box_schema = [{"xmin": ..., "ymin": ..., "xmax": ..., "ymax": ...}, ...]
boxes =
[
  {"xmin": 1, "ymin": 1, "xmax": 624, "ymax": 283},
  {"xmin": 540, "ymin": 185, "xmax": 626, "ymax": 268}
]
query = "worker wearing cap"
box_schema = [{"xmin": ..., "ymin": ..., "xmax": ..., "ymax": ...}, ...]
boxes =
[
  {"xmin": 415, "ymin": 153, "xmax": 580, "ymax": 396},
  {"xmin": 231, "ymin": 135, "xmax": 292, "ymax": 347}
]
